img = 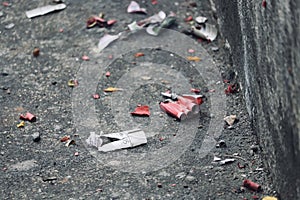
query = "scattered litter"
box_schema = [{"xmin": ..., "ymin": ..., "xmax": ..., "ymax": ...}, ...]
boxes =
[
  {"xmin": 225, "ymin": 84, "xmax": 238, "ymax": 94},
  {"xmin": 104, "ymin": 87, "xmax": 123, "ymax": 92},
  {"xmin": 213, "ymin": 156, "xmax": 222, "ymax": 162},
  {"xmin": 60, "ymin": 135, "xmax": 70, "ymax": 142},
  {"xmin": 177, "ymin": 95, "xmax": 200, "ymax": 113},
  {"xmin": 243, "ymin": 179, "xmax": 261, "ymax": 191},
  {"xmin": 86, "ymin": 15, "xmax": 116, "ymax": 28},
  {"xmin": 20, "ymin": 112, "xmax": 36, "ymax": 122},
  {"xmin": 131, "ymin": 105, "xmax": 150, "ymax": 116},
  {"xmin": 128, "ymin": 21, "xmax": 143, "ymax": 32},
  {"xmin": 141, "ymin": 76, "xmax": 152, "ymax": 80},
  {"xmin": 17, "ymin": 121, "xmax": 25, "ymax": 128},
  {"xmin": 220, "ymin": 158, "xmax": 235, "ymax": 165},
  {"xmin": 67, "ymin": 79, "xmax": 78, "ymax": 87},
  {"xmin": 105, "ymin": 71, "xmax": 111, "ymax": 77},
  {"xmin": 92, "ymin": 94, "xmax": 100, "ymax": 99},
  {"xmin": 159, "ymin": 100, "xmax": 187, "ymax": 119},
  {"xmin": 151, "ymin": 0, "xmax": 158, "ymax": 5},
  {"xmin": 225, "ymin": 154, "xmax": 247, "ymax": 161},
  {"xmin": 262, "ymin": 0, "xmax": 267, "ymax": 8},
  {"xmin": 191, "ymin": 24, "xmax": 218, "ymax": 41},
  {"xmin": 146, "ymin": 13, "xmax": 176, "ymax": 36},
  {"xmin": 98, "ymin": 34, "xmax": 120, "ymax": 52},
  {"xmin": 74, "ymin": 152, "xmax": 79, "ymax": 156},
  {"xmin": 33, "ymin": 47, "xmax": 40, "ymax": 57},
  {"xmin": 65, "ymin": 139, "xmax": 75, "ymax": 147},
  {"xmin": 211, "ymin": 46, "xmax": 219, "ymax": 51},
  {"xmin": 187, "ymin": 56, "xmax": 201, "ymax": 61},
  {"xmin": 134, "ymin": 52, "xmax": 145, "ymax": 57},
  {"xmin": 195, "ymin": 16, "xmax": 208, "ymax": 24},
  {"xmin": 86, "ymin": 132, "xmax": 103, "ymax": 148},
  {"xmin": 82, "ymin": 55, "xmax": 89, "ymax": 61},
  {"xmin": 185, "ymin": 16, "xmax": 193, "ymax": 22},
  {"xmin": 188, "ymin": 49, "xmax": 195, "ymax": 53},
  {"xmin": 224, "ymin": 115, "xmax": 237, "ymax": 126},
  {"xmin": 127, "ymin": 1, "xmax": 147, "ymax": 14},
  {"xmin": 138, "ymin": 11, "xmax": 166, "ymax": 26},
  {"xmin": 262, "ymin": 196, "xmax": 277, "ymax": 200},
  {"xmin": 159, "ymin": 97, "xmax": 199, "ymax": 121},
  {"xmin": 190, "ymin": 88, "xmax": 200, "ymax": 93},
  {"xmin": 2, "ymin": 2, "xmax": 10, "ymax": 7},
  {"xmin": 32, "ymin": 132, "xmax": 40, "ymax": 142},
  {"xmin": 238, "ymin": 162, "xmax": 246, "ymax": 169},
  {"xmin": 86, "ymin": 129, "xmax": 147, "ymax": 152},
  {"xmin": 181, "ymin": 94, "xmax": 204, "ymax": 105},
  {"xmin": 42, "ymin": 176, "xmax": 57, "ymax": 182},
  {"xmin": 25, "ymin": 3, "xmax": 67, "ymax": 19},
  {"xmin": 5, "ymin": 23, "xmax": 15, "ymax": 30}
]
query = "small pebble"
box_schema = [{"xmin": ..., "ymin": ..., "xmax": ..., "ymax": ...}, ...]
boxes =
[
  {"xmin": 5, "ymin": 23, "xmax": 15, "ymax": 30},
  {"xmin": 32, "ymin": 132, "xmax": 40, "ymax": 142},
  {"xmin": 33, "ymin": 48, "xmax": 40, "ymax": 57},
  {"xmin": 211, "ymin": 47, "xmax": 219, "ymax": 51},
  {"xmin": 185, "ymin": 175, "xmax": 196, "ymax": 182}
]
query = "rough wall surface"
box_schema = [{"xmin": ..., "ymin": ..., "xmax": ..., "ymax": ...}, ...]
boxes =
[{"xmin": 212, "ymin": 0, "xmax": 300, "ymax": 199}]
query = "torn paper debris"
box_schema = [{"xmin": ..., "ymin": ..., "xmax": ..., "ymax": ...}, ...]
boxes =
[
  {"xmin": 25, "ymin": 3, "xmax": 67, "ymax": 19},
  {"xmin": 98, "ymin": 34, "xmax": 120, "ymax": 52},
  {"xmin": 127, "ymin": 1, "xmax": 147, "ymax": 14},
  {"xmin": 86, "ymin": 132, "xmax": 103, "ymax": 148},
  {"xmin": 86, "ymin": 129, "xmax": 147, "ymax": 152},
  {"xmin": 191, "ymin": 24, "xmax": 218, "ymax": 41},
  {"xmin": 195, "ymin": 16, "xmax": 208, "ymax": 24},
  {"xmin": 224, "ymin": 115, "xmax": 237, "ymax": 126},
  {"xmin": 98, "ymin": 129, "xmax": 147, "ymax": 152}
]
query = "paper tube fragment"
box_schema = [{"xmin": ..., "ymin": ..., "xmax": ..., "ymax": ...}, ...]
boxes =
[
  {"xmin": 98, "ymin": 129, "xmax": 147, "ymax": 152},
  {"xmin": 26, "ymin": 4, "xmax": 67, "ymax": 19},
  {"xmin": 97, "ymin": 129, "xmax": 147, "ymax": 152}
]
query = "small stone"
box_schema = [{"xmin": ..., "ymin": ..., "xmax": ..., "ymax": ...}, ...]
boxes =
[
  {"xmin": 33, "ymin": 48, "xmax": 40, "ymax": 57},
  {"xmin": 185, "ymin": 175, "xmax": 196, "ymax": 182},
  {"xmin": 32, "ymin": 132, "xmax": 40, "ymax": 142},
  {"xmin": 0, "ymin": 11, "xmax": 3, "ymax": 17},
  {"xmin": 211, "ymin": 47, "xmax": 219, "ymax": 51},
  {"xmin": 5, "ymin": 23, "xmax": 15, "ymax": 30},
  {"xmin": 175, "ymin": 172, "xmax": 186, "ymax": 179}
]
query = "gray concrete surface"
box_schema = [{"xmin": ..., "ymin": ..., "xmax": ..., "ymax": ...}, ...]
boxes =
[{"xmin": 212, "ymin": 0, "xmax": 300, "ymax": 199}]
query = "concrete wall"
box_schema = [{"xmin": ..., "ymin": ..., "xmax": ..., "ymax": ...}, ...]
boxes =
[{"xmin": 212, "ymin": 0, "xmax": 300, "ymax": 199}]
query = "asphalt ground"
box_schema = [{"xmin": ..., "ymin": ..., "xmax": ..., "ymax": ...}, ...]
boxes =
[{"xmin": 0, "ymin": 0, "xmax": 276, "ymax": 199}]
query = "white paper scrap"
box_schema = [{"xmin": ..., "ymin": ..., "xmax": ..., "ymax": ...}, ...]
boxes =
[
  {"xmin": 191, "ymin": 24, "xmax": 218, "ymax": 41},
  {"xmin": 98, "ymin": 129, "xmax": 147, "ymax": 152},
  {"xmin": 86, "ymin": 132, "xmax": 103, "ymax": 148},
  {"xmin": 25, "ymin": 4, "xmax": 67, "ymax": 19},
  {"xmin": 98, "ymin": 34, "xmax": 120, "ymax": 52},
  {"xmin": 220, "ymin": 158, "xmax": 235, "ymax": 165},
  {"xmin": 127, "ymin": 1, "xmax": 147, "ymax": 14}
]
